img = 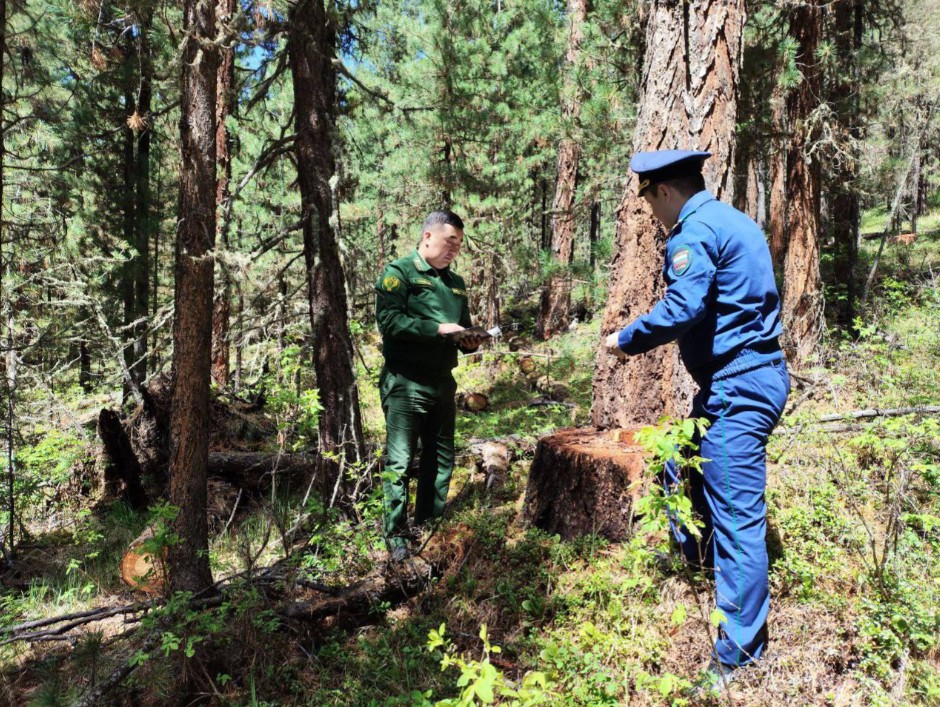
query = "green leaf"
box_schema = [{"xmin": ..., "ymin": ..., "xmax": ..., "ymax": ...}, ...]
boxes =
[
  {"xmin": 670, "ymin": 604, "xmax": 687, "ymax": 626},
  {"xmin": 710, "ymin": 609, "xmax": 727, "ymax": 627}
]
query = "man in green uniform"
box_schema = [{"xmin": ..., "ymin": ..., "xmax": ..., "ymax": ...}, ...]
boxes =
[{"xmin": 375, "ymin": 210, "xmax": 485, "ymax": 561}]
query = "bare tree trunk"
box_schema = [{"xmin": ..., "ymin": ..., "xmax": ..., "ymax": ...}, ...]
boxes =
[
  {"xmin": 287, "ymin": 0, "xmax": 365, "ymax": 500},
  {"xmin": 377, "ymin": 204, "xmax": 385, "ymax": 269},
  {"xmin": 122, "ymin": 87, "xmax": 138, "ymax": 400},
  {"xmin": 132, "ymin": 13, "xmax": 154, "ymax": 387},
  {"xmin": 537, "ymin": 0, "xmax": 587, "ymax": 340},
  {"xmin": 830, "ymin": 0, "xmax": 862, "ymax": 327},
  {"xmin": 211, "ymin": 0, "xmax": 236, "ymax": 388},
  {"xmin": 167, "ymin": 0, "xmax": 219, "ymax": 593},
  {"xmin": 589, "ymin": 200, "xmax": 600, "ymax": 269},
  {"xmin": 769, "ymin": 79, "xmax": 787, "ymax": 271},
  {"xmin": 484, "ymin": 250, "xmax": 500, "ymax": 329},
  {"xmin": 593, "ymin": 0, "xmax": 744, "ymax": 429},
  {"xmin": 779, "ymin": 0, "xmax": 824, "ymax": 365}
]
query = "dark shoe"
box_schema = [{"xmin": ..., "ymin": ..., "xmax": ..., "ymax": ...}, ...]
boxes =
[{"xmin": 389, "ymin": 545, "xmax": 410, "ymax": 563}]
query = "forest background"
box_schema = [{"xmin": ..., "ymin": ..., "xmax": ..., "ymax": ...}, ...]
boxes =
[{"xmin": 0, "ymin": 0, "xmax": 939, "ymax": 703}]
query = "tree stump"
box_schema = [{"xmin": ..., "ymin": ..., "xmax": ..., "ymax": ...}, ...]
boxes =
[
  {"xmin": 120, "ymin": 527, "xmax": 165, "ymax": 594},
  {"xmin": 523, "ymin": 427, "xmax": 647, "ymax": 541}
]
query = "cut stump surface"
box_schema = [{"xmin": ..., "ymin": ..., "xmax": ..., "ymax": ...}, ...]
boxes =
[{"xmin": 523, "ymin": 427, "xmax": 647, "ymax": 541}]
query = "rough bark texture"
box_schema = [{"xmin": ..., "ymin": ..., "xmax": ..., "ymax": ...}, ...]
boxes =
[
  {"xmin": 779, "ymin": 0, "xmax": 824, "ymax": 365},
  {"xmin": 536, "ymin": 0, "xmax": 587, "ymax": 339},
  {"xmin": 211, "ymin": 0, "xmax": 236, "ymax": 388},
  {"xmin": 167, "ymin": 0, "xmax": 219, "ymax": 593},
  {"xmin": 287, "ymin": 0, "xmax": 366, "ymax": 498},
  {"xmin": 592, "ymin": 0, "xmax": 744, "ymax": 429},
  {"xmin": 523, "ymin": 428, "xmax": 646, "ymax": 541}
]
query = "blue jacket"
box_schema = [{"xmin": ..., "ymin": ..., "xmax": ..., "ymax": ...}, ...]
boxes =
[{"xmin": 616, "ymin": 190, "xmax": 782, "ymax": 380}]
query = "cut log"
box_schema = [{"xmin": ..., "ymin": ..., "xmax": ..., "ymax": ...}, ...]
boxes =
[
  {"xmin": 523, "ymin": 427, "xmax": 647, "ymax": 541},
  {"xmin": 120, "ymin": 526, "xmax": 165, "ymax": 594},
  {"xmin": 480, "ymin": 442, "xmax": 511, "ymax": 492},
  {"xmin": 282, "ymin": 558, "xmax": 433, "ymax": 623},
  {"xmin": 458, "ymin": 393, "xmax": 489, "ymax": 412},
  {"xmin": 207, "ymin": 452, "xmax": 318, "ymax": 491}
]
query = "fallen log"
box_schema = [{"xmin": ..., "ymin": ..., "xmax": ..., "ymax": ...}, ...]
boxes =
[
  {"xmin": 523, "ymin": 427, "xmax": 648, "ymax": 541},
  {"xmin": 282, "ymin": 558, "xmax": 435, "ymax": 623},
  {"xmin": 206, "ymin": 451, "xmax": 318, "ymax": 491}
]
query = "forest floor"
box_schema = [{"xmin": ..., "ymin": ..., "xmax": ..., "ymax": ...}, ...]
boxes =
[{"xmin": 1, "ymin": 220, "xmax": 940, "ymax": 706}]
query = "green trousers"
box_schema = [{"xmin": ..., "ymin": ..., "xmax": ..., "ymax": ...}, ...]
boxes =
[{"xmin": 379, "ymin": 366, "xmax": 457, "ymax": 549}]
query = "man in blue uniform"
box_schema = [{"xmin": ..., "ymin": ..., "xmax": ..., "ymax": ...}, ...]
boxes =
[{"xmin": 604, "ymin": 150, "xmax": 790, "ymax": 678}]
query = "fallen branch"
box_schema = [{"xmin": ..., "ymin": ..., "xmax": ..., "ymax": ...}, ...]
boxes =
[
  {"xmin": 776, "ymin": 404, "xmax": 940, "ymax": 436},
  {"xmin": 70, "ymin": 632, "xmax": 161, "ymax": 707},
  {"xmin": 813, "ymin": 405, "xmax": 940, "ymax": 423},
  {"xmin": 281, "ymin": 558, "xmax": 435, "ymax": 623}
]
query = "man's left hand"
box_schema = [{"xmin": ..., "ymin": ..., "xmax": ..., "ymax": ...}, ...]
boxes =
[{"xmin": 605, "ymin": 332, "xmax": 627, "ymax": 359}]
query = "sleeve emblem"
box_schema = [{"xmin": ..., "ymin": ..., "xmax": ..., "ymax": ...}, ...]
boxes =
[
  {"xmin": 383, "ymin": 275, "xmax": 401, "ymax": 291},
  {"xmin": 671, "ymin": 247, "xmax": 692, "ymax": 276}
]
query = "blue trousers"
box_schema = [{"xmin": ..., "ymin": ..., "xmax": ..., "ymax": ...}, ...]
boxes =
[{"xmin": 664, "ymin": 359, "xmax": 789, "ymax": 666}]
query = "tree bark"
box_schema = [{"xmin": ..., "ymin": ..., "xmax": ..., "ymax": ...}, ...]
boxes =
[
  {"xmin": 167, "ymin": 0, "xmax": 219, "ymax": 593},
  {"xmin": 122, "ymin": 87, "xmax": 138, "ymax": 400},
  {"xmin": 211, "ymin": 0, "xmax": 236, "ymax": 388},
  {"xmin": 536, "ymin": 0, "xmax": 587, "ymax": 340},
  {"xmin": 768, "ymin": 77, "xmax": 787, "ymax": 271},
  {"xmin": 592, "ymin": 0, "xmax": 744, "ymax": 429},
  {"xmin": 589, "ymin": 200, "xmax": 600, "ymax": 269},
  {"xmin": 779, "ymin": 0, "xmax": 824, "ymax": 365},
  {"xmin": 132, "ymin": 11, "xmax": 154, "ymax": 386},
  {"xmin": 524, "ymin": 428, "xmax": 646, "ymax": 540},
  {"xmin": 830, "ymin": 0, "xmax": 862, "ymax": 327},
  {"xmin": 287, "ymin": 0, "xmax": 366, "ymax": 500}
]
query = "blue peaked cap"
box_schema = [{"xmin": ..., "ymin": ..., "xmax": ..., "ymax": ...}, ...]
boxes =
[{"xmin": 629, "ymin": 150, "xmax": 711, "ymax": 196}]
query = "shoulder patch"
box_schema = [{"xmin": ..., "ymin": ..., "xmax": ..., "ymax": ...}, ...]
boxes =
[
  {"xmin": 383, "ymin": 275, "xmax": 401, "ymax": 292},
  {"xmin": 670, "ymin": 246, "xmax": 693, "ymax": 276},
  {"xmin": 451, "ymin": 287, "xmax": 467, "ymax": 297}
]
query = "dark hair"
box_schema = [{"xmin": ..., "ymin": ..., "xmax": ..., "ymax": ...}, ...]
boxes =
[
  {"xmin": 423, "ymin": 209, "xmax": 464, "ymax": 231},
  {"xmin": 653, "ymin": 174, "xmax": 706, "ymax": 198}
]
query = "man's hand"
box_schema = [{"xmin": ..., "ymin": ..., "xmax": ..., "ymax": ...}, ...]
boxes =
[
  {"xmin": 438, "ymin": 323, "xmax": 464, "ymax": 336},
  {"xmin": 438, "ymin": 323, "xmax": 487, "ymax": 351},
  {"xmin": 605, "ymin": 331, "xmax": 628, "ymax": 359}
]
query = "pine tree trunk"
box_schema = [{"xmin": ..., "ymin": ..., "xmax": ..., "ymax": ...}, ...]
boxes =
[
  {"xmin": 287, "ymin": 0, "xmax": 366, "ymax": 500},
  {"xmin": 779, "ymin": 0, "xmax": 824, "ymax": 365},
  {"xmin": 122, "ymin": 87, "xmax": 138, "ymax": 400},
  {"xmin": 132, "ymin": 13, "xmax": 153, "ymax": 385},
  {"xmin": 592, "ymin": 0, "xmax": 744, "ymax": 429},
  {"xmin": 212, "ymin": 0, "xmax": 236, "ymax": 388},
  {"xmin": 537, "ymin": 0, "xmax": 587, "ymax": 340},
  {"xmin": 589, "ymin": 200, "xmax": 600, "ymax": 269},
  {"xmin": 830, "ymin": 0, "xmax": 862, "ymax": 327},
  {"xmin": 167, "ymin": 0, "xmax": 219, "ymax": 593},
  {"xmin": 769, "ymin": 79, "xmax": 787, "ymax": 271}
]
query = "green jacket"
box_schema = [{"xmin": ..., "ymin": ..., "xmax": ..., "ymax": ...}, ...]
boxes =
[{"xmin": 375, "ymin": 250, "xmax": 471, "ymax": 379}]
